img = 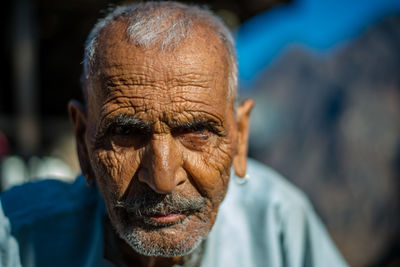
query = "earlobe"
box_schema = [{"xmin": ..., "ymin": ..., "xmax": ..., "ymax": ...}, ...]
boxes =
[
  {"xmin": 68, "ymin": 100, "xmax": 93, "ymax": 185},
  {"xmin": 233, "ymin": 99, "xmax": 254, "ymax": 178}
]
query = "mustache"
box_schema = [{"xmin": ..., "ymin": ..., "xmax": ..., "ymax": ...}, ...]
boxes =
[{"xmin": 114, "ymin": 192, "xmax": 207, "ymax": 217}]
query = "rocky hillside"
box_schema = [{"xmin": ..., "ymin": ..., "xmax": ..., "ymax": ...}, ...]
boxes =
[{"xmin": 246, "ymin": 15, "xmax": 400, "ymax": 266}]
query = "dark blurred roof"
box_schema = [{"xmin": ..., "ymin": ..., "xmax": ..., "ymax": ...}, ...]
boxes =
[{"xmin": 0, "ymin": 0, "xmax": 290, "ymax": 117}]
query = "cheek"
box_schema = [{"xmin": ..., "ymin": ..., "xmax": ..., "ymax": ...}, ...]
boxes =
[
  {"xmin": 182, "ymin": 138, "xmax": 234, "ymax": 202},
  {"xmin": 92, "ymin": 146, "xmax": 142, "ymax": 197}
]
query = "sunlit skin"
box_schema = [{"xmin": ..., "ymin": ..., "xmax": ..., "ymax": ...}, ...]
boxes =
[{"xmin": 69, "ymin": 18, "xmax": 254, "ymax": 267}]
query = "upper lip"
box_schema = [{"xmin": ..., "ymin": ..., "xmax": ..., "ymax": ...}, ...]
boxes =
[
  {"xmin": 117, "ymin": 196, "xmax": 206, "ymax": 218},
  {"xmin": 151, "ymin": 211, "xmax": 180, "ymax": 216},
  {"xmin": 141, "ymin": 209, "xmax": 188, "ymax": 217}
]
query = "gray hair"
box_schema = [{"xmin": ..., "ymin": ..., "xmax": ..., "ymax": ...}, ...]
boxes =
[{"xmin": 82, "ymin": 1, "xmax": 238, "ymax": 102}]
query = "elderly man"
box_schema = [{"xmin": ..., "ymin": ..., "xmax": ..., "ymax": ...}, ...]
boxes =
[{"xmin": 1, "ymin": 2, "xmax": 347, "ymax": 267}]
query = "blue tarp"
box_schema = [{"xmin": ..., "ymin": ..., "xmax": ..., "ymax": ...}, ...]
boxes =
[{"xmin": 236, "ymin": 0, "xmax": 400, "ymax": 89}]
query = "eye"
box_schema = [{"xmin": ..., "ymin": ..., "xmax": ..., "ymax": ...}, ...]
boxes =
[
  {"xmin": 173, "ymin": 127, "xmax": 211, "ymax": 138},
  {"xmin": 112, "ymin": 125, "xmax": 135, "ymax": 136},
  {"xmin": 173, "ymin": 127, "xmax": 214, "ymax": 150},
  {"xmin": 196, "ymin": 128, "xmax": 210, "ymax": 140},
  {"xmin": 109, "ymin": 125, "xmax": 149, "ymax": 147}
]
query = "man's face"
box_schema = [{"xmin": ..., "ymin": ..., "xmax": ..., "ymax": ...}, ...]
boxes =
[{"xmin": 70, "ymin": 19, "xmax": 252, "ymax": 257}]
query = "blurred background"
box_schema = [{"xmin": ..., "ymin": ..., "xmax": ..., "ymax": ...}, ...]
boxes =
[{"xmin": 0, "ymin": 0, "xmax": 399, "ymax": 266}]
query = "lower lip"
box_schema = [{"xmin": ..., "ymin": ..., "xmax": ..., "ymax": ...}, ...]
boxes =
[{"xmin": 149, "ymin": 212, "xmax": 185, "ymax": 224}]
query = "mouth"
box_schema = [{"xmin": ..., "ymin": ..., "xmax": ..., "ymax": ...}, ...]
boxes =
[
  {"xmin": 137, "ymin": 211, "xmax": 190, "ymax": 228},
  {"xmin": 147, "ymin": 212, "xmax": 186, "ymax": 224},
  {"xmin": 115, "ymin": 193, "xmax": 207, "ymax": 228}
]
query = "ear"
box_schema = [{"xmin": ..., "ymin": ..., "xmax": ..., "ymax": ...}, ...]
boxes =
[
  {"xmin": 68, "ymin": 100, "xmax": 94, "ymax": 186},
  {"xmin": 233, "ymin": 99, "xmax": 254, "ymax": 178}
]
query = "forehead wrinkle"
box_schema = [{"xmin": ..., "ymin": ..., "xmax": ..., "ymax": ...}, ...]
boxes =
[
  {"xmin": 102, "ymin": 82, "xmax": 219, "ymax": 109},
  {"xmin": 87, "ymin": 13, "xmax": 236, "ymax": 104},
  {"xmin": 174, "ymin": 94, "xmax": 226, "ymax": 108},
  {"xmin": 101, "ymin": 64, "xmax": 216, "ymax": 90},
  {"xmin": 100, "ymin": 95, "xmax": 143, "ymax": 114},
  {"xmin": 89, "ymin": 22, "xmax": 231, "ymax": 121},
  {"xmin": 99, "ymin": 85, "xmax": 226, "ymax": 117},
  {"xmin": 106, "ymin": 95, "xmax": 223, "ymax": 120},
  {"xmin": 95, "ymin": 31, "xmax": 226, "ymax": 88}
]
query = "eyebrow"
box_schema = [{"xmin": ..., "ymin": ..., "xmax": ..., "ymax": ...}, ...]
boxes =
[
  {"xmin": 96, "ymin": 114, "xmax": 225, "ymax": 139},
  {"xmin": 100, "ymin": 114, "xmax": 153, "ymax": 134},
  {"xmin": 169, "ymin": 118, "xmax": 225, "ymax": 136}
]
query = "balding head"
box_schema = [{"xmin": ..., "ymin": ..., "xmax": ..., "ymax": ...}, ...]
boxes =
[
  {"xmin": 69, "ymin": 1, "xmax": 254, "ymax": 260},
  {"xmin": 82, "ymin": 1, "xmax": 237, "ymax": 103}
]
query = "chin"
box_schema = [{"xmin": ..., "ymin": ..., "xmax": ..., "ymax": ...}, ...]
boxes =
[{"xmin": 115, "ymin": 213, "xmax": 211, "ymax": 257}]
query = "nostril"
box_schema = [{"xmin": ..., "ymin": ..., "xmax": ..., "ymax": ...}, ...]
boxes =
[{"xmin": 177, "ymin": 179, "xmax": 185, "ymax": 186}]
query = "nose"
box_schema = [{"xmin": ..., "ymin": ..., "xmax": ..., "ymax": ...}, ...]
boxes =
[{"xmin": 138, "ymin": 134, "xmax": 184, "ymax": 194}]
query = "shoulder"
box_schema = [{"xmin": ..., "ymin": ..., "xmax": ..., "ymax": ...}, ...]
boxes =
[
  {"xmin": 0, "ymin": 176, "xmax": 98, "ymax": 234},
  {"xmin": 211, "ymin": 159, "xmax": 348, "ymax": 266},
  {"xmin": 227, "ymin": 158, "xmax": 312, "ymax": 213}
]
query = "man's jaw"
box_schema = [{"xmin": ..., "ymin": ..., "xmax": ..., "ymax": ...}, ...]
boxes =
[
  {"xmin": 110, "ymin": 193, "xmax": 211, "ymax": 257},
  {"xmin": 113, "ymin": 211, "xmax": 209, "ymax": 257}
]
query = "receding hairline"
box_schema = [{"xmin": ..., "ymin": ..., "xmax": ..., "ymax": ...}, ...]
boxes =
[
  {"xmin": 90, "ymin": 18, "xmax": 232, "ymax": 102},
  {"xmin": 81, "ymin": 2, "xmax": 238, "ymax": 103}
]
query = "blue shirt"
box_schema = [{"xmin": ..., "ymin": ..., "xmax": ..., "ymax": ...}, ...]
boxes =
[{"xmin": 0, "ymin": 159, "xmax": 348, "ymax": 266}]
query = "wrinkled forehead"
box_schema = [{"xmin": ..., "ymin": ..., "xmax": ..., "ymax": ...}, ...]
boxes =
[{"xmin": 87, "ymin": 18, "xmax": 231, "ymax": 105}]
